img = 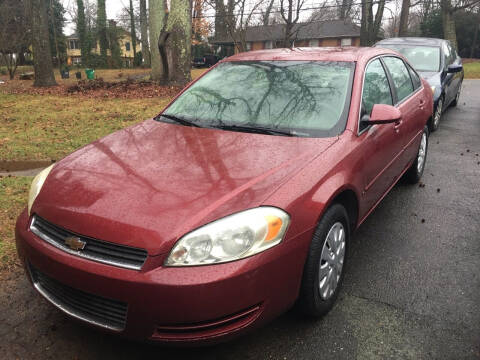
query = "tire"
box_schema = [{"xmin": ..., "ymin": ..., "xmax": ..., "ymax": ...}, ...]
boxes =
[
  {"xmin": 297, "ymin": 203, "xmax": 350, "ymax": 317},
  {"xmin": 405, "ymin": 126, "xmax": 429, "ymax": 184},
  {"xmin": 430, "ymin": 96, "xmax": 443, "ymax": 132},
  {"xmin": 450, "ymin": 82, "xmax": 462, "ymax": 107}
]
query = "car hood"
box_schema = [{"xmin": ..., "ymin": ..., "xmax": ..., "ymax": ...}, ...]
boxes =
[
  {"xmin": 33, "ymin": 119, "xmax": 337, "ymax": 256},
  {"xmin": 418, "ymin": 71, "xmax": 441, "ymax": 85}
]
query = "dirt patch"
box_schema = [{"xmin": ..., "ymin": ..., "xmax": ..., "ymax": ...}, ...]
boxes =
[
  {"xmin": 0, "ymin": 78, "xmax": 182, "ymax": 100},
  {"xmin": 0, "ymin": 160, "xmax": 54, "ymax": 172}
]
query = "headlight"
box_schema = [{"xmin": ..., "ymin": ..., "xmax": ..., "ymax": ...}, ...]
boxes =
[
  {"xmin": 165, "ymin": 207, "xmax": 290, "ymax": 266},
  {"xmin": 28, "ymin": 164, "xmax": 54, "ymax": 215},
  {"xmin": 431, "ymin": 86, "xmax": 436, "ymax": 94}
]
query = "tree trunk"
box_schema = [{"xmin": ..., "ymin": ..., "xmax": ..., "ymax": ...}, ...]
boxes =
[
  {"xmin": 398, "ymin": 0, "xmax": 410, "ymax": 37},
  {"xmin": 165, "ymin": 0, "xmax": 191, "ymax": 85},
  {"xmin": 129, "ymin": 0, "xmax": 137, "ymax": 63},
  {"xmin": 441, "ymin": 0, "xmax": 458, "ymax": 50},
  {"xmin": 360, "ymin": 0, "xmax": 385, "ymax": 45},
  {"xmin": 149, "ymin": 0, "xmax": 166, "ymax": 81},
  {"xmin": 338, "ymin": 0, "xmax": 353, "ymax": 20},
  {"xmin": 471, "ymin": 23, "xmax": 479, "ymax": 58},
  {"xmin": 140, "ymin": 0, "xmax": 150, "ymax": 67},
  {"xmin": 214, "ymin": 0, "xmax": 227, "ymax": 38},
  {"xmin": 76, "ymin": 0, "xmax": 89, "ymax": 65},
  {"xmin": 360, "ymin": 0, "xmax": 370, "ymax": 45},
  {"xmin": 97, "ymin": 0, "xmax": 108, "ymax": 65},
  {"xmin": 28, "ymin": 0, "xmax": 57, "ymax": 86}
]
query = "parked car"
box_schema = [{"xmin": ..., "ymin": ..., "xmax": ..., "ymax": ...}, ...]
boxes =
[
  {"xmin": 375, "ymin": 37, "xmax": 463, "ymax": 131},
  {"xmin": 16, "ymin": 47, "xmax": 433, "ymax": 345},
  {"xmin": 192, "ymin": 57, "xmax": 206, "ymax": 68},
  {"xmin": 192, "ymin": 55, "xmax": 220, "ymax": 68}
]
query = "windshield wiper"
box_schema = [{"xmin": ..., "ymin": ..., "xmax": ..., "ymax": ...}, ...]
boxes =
[
  {"xmin": 157, "ymin": 114, "xmax": 202, "ymax": 128},
  {"xmin": 216, "ymin": 124, "xmax": 295, "ymax": 136}
]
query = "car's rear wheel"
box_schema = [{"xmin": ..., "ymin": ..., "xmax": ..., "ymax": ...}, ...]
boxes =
[
  {"xmin": 297, "ymin": 204, "xmax": 349, "ymax": 317},
  {"xmin": 430, "ymin": 96, "xmax": 443, "ymax": 132},
  {"xmin": 405, "ymin": 126, "xmax": 429, "ymax": 184}
]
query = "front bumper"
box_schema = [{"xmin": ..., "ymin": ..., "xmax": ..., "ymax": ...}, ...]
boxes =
[{"xmin": 15, "ymin": 209, "xmax": 309, "ymax": 344}]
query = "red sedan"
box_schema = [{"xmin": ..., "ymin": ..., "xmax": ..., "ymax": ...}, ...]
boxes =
[{"xmin": 16, "ymin": 47, "xmax": 433, "ymax": 344}]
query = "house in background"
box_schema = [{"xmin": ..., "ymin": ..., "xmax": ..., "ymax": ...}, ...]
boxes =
[
  {"xmin": 66, "ymin": 27, "xmax": 140, "ymax": 67},
  {"xmin": 212, "ymin": 20, "xmax": 361, "ymax": 57}
]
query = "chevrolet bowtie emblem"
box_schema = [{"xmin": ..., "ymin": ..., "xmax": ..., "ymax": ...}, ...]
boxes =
[{"xmin": 65, "ymin": 236, "xmax": 86, "ymax": 251}]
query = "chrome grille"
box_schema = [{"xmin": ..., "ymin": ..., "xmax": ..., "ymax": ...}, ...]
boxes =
[
  {"xmin": 30, "ymin": 216, "xmax": 148, "ymax": 270},
  {"xmin": 28, "ymin": 263, "xmax": 128, "ymax": 331}
]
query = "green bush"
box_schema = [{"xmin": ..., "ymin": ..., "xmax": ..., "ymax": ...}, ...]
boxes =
[{"xmin": 0, "ymin": 67, "xmax": 7, "ymax": 76}]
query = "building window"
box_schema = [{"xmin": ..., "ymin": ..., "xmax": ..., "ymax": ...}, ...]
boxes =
[
  {"xmin": 125, "ymin": 42, "xmax": 131, "ymax": 51},
  {"xmin": 72, "ymin": 57, "xmax": 82, "ymax": 65},
  {"xmin": 265, "ymin": 41, "xmax": 273, "ymax": 49},
  {"xmin": 341, "ymin": 38, "xmax": 352, "ymax": 47},
  {"xmin": 69, "ymin": 39, "xmax": 79, "ymax": 50},
  {"xmin": 246, "ymin": 42, "xmax": 251, "ymax": 51},
  {"xmin": 309, "ymin": 39, "xmax": 319, "ymax": 47}
]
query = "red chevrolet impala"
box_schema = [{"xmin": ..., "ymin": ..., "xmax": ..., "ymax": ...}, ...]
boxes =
[{"xmin": 16, "ymin": 47, "xmax": 433, "ymax": 344}]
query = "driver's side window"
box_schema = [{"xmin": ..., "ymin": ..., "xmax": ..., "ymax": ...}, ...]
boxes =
[{"xmin": 360, "ymin": 59, "xmax": 393, "ymax": 131}]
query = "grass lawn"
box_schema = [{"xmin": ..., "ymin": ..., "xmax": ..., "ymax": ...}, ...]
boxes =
[
  {"xmin": 463, "ymin": 61, "xmax": 480, "ymax": 79},
  {"xmin": 0, "ymin": 176, "xmax": 30, "ymax": 271},
  {"xmin": 0, "ymin": 94, "xmax": 171, "ymax": 161}
]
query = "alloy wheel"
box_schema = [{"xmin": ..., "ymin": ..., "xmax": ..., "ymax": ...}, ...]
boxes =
[
  {"xmin": 417, "ymin": 132, "xmax": 427, "ymax": 174},
  {"xmin": 433, "ymin": 98, "xmax": 443, "ymax": 128},
  {"xmin": 319, "ymin": 222, "xmax": 346, "ymax": 300}
]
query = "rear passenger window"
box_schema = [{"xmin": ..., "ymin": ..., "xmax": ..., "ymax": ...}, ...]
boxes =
[
  {"xmin": 361, "ymin": 59, "xmax": 393, "ymax": 131},
  {"xmin": 407, "ymin": 64, "xmax": 421, "ymax": 90},
  {"xmin": 383, "ymin": 57, "xmax": 414, "ymax": 102}
]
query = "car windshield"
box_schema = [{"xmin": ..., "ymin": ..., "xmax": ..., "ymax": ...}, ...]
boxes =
[
  {"xmin": 379, "ymin": 44, "xmax": 441, "ymax": 72},
  {"xmin": 158, "ymin": 61, "xmax": 354, "ymax": 137}
]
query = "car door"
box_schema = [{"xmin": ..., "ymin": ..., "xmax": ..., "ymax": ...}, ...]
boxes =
[
  {"xmin": 448, "ymin": 44, "xmax": 463, "ymax": 99},
  {"xmin": 442, "ymin": 42, "xmax": 456, "ymax": 104},
  {"xmin": 382, "ymin": 56, "xmax": 425, "ymax": 168},
  {"xmin": 357, "ymin": 58, "xmax": 404, "ymax": 212}
]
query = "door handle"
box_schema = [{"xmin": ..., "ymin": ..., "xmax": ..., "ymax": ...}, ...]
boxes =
[
  {"xmin": 419, "ymin": 99, "xmax": 425, "ymax": 109},
  {"xmin": 394, "ymin": 120, "xmax": 402, "ymax": 133}
]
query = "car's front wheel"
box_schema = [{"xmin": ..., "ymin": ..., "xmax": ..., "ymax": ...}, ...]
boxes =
[
  {"xmin": 297, "ymin": 203, "xmax": 349, "ymax": 317},
  {"xmin": 405, "ymin": 126, "xmax": 429, "ymax": 184},
  {"xmin": 450, "ymin": 82, "xmax": 462, "ymax": 107},
  {"xmin": 430, "ymin": 96, "xmax": 443, "ymax": 132}
]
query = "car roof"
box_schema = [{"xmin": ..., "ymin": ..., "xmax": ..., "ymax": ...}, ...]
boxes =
[
  {"xmin": 223, "ymin": 47, "xmax": 399, "ymax": 63},
  {"xmin": 375, "ymin": 37, "xmax": 446, "ymax": 46}
]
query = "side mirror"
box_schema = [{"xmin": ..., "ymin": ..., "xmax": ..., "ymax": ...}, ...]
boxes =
[
  {"xmin": 361, "ymin": 104, "xmax": 402, "ymax": 126},
  {"xmin": 447, "ymin": 64, "xmax": 463, "ymax": 73}
]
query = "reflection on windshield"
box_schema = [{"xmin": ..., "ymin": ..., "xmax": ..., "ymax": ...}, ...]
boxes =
[
  {"xmin": 380, "ymin": 45, "xmax": 441, "ymax": 72},
  {"xmin": 159, "ymin": 61, "xmax": 354, "ymax": 137}
]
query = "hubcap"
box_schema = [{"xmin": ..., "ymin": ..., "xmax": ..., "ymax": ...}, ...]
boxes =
[
  {"xmin": 319, "ymin": 222, "xmax": 346, "ymax": 300},
  {"xmin": 433, "ymin": 99, "xmax": 443, "ymax": 127},
  {"xmin": 417, "ymin": 132, "xmax": 427, "ymax": 174}
]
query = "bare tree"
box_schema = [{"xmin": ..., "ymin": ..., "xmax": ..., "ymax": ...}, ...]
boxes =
[
  {"xmin": 279, "ymin": 0, "xmax": 307, "ymax": 47},
  {"xmin": 140, "ymin": 0, "xmax": 150, "ymax": 66},
  {"xmin": 262, "ymin": 0, "xmax": 275, "ymax": 25},
  {"xmin": 337, "ymin": 0, "xmax": 354, "ymax": 20},
  {"xmin": 360, "ymin": 0, "xmax": 386, "ymax": 45},
  {"xmin": 398, "ymin": 0, "xmax": 410, "ymax": 36},
  {"xmin": 0, "ymin": 0, "xmax": 29, "ymax": 80},
  {"xmin": 27, "ymin": 0, "xmax": 57, "ymax": 86}
]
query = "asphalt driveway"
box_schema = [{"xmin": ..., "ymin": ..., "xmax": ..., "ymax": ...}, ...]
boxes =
[{"xmin": 1, "ymin": 80, "xmax": 479, "ymax": 360}]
